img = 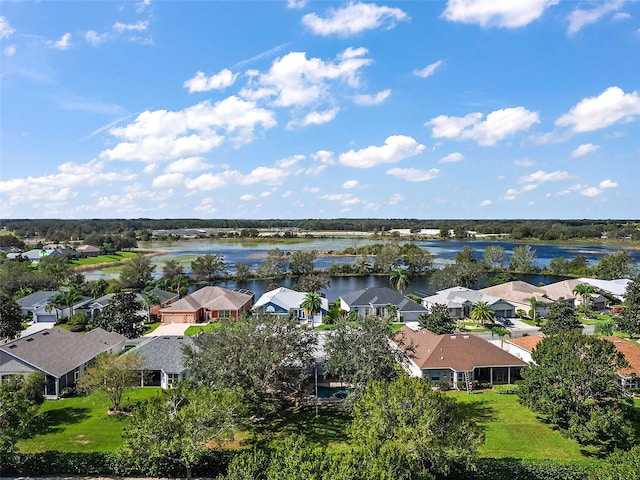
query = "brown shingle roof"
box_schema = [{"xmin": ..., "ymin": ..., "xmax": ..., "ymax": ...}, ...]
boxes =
[
  {"xmin": 160, "ymin": 286, "xmax": 253, "ymax": 313},
  {"xmin": 604, "ymin": 337, "xmax": 640, "ymax": 377},
  {"xmin": 507, "ymin": 334, "xmax": 545, "ymax": 352},
  {"xmin": 397, "ymin": 326, "xmax": 526, "ymax": 372},
  {"xmin": 0, "ymin": 327, "xmax": 125, "ymax": 378}
]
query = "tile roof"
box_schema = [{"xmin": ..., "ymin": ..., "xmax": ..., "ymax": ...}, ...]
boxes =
[
  {"xmin": 0, "ymin": 327, "xmax": 125, "ymax": 377},
  {"xmin": 160, "ymin": 286, "xmax": 253, "ymax": 313},
  {"xmin": 396, "ymin": 326, "xmax": 526, "ymax": 372}
]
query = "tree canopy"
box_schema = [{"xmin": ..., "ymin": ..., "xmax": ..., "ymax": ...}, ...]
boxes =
[
  {"xmin": 190, "ymin": 254, "xmax": 227, "ymax": 283},
  {"xmin": 119, "ymin": 255, "xmax": 155, "ymax": 290},
  {"xmin": 92, "ymin": 291, "xmax": 146, "ymax": 339},
  {"xmin": 540, "ymin": 299, "xmax": 582, "ymax": 335},
  {"xmin": 0, "ymin": 373, "xmax": 45, "ymax": 456},
  {"xmin": 418, "ymin": 303, "xmax": 456, "ymax": 334},
  {"xmin": 618, "ymin": 274, "xmax": 640, "ymax": 338},
  {"xmin": 0, "ymin": 295, "xmax": 23, "ymax": 340}
]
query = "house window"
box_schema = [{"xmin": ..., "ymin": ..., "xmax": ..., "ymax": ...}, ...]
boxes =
[
  {"xmin": 74, "ymin": 369, "xmax": 79, "ymax": 381},
  {"xmin": 430, "ymin": 372, "xmax": 440, "ymax": 381},
  {"xmin": 219, "ymin": 310, "xmax": 231, "ymax": 318},
  {"xmin": 167, "ymin": 374, "xmax": 180, "ymax": 387}
]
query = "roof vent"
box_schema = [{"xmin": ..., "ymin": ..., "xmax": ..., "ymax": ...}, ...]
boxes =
[
  {"xmin": 42, "ymin": 331, "xmax": 50, "ymax": 336},
  {"xmin": 463, "ymin": 335, "xmax": 470, "ymax": 339},
  {"xmin": 450, "ymin": 336, "xmax": 456, "ymax": 340},
  {"xmin": 9, "ymin": 344, "xmax": 17, "ymax": 349},
  {"xmin": 26, "ymin": 338, "xmax": 34, "ymax": 342}
]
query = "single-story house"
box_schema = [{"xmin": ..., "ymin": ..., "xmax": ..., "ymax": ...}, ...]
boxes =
[
  {"xmin": 339, "ymin": 287, "xmax": 428, "ymax": 322},
  {"xmin": 422, "ymin": 286, "xmax": 515, "ymax": 320},
  {"xmin": 541, "ymin": 279, "xmax": 607, "ymax": 311},
  {"xmin": 479, "ymin": 281, "xmax": 557, "ymax": 317},
  {"xmin": 159, "ymin": 286, "xmax": 254, "ymax": 323},
  {"xmin": 0, "ymin": 327, "xmax": 126, "ymax": 398},
  {"xmin": 6, "ymin": 248, "xmax": 65, "ymax": 264},
  {"xmin": 131, "ymin": 335, "xmax": 194, "ymax": 389},
  {"xmin": 81, "ymin": 288, "xmax": 179, "ymax": 320},
  {"xmin": 253, "ymin": 287, "xmax": 329, "ymax": 326},
  {"xmin": 577, "ymin": 278, "xmax": 631, "ymax": 302},
  {"xmin": 76, "ymin": 244, "xmax": 101, "ymax": 257},
  {"xmin": 395, "ymin": 325, "xmax": 526, "ymax": 387},
  {"xmin": 507, "ymin": 334, "xmax": 640, "ymax": 388},
  {"xmin": 17, "ymin": 290, "xmax": 93, "ymax": 323}
]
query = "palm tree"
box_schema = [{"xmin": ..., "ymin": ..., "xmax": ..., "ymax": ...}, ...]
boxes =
[
  {"xmin": 63, "ymin": 287, "xmax": 83, "ymax": 317},
  {"xmin": 389, "ymin": 268, "xmax": 411, "ymax": 295},
  {"xmin": 572, "ymin": 283, "xmax": 596, "ymax": 310},
  {"xmin": 301, "ymin": 291, "xmax": 322, "ymax": 328},
  {"xmin": 46, "ymin": 292, "xmax": 66, "ymax": 323},
  {"xmin": 141, "ymin": 289, "xmax": 160, "ymax": 322},
  {"xmin": 490, "ymin": 325, "xmax": 511, "ymax": 348},
  {"xmin": 469, "ymin": 301, "xmax": 495, "ymax": 326},
  {"xmin": 527, "ymin": 296, "xmax": 545, "ymax": 326}
]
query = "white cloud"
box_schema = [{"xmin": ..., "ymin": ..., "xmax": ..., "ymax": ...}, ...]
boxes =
[
  {"xmin": 613, "ymin": 12, "xmax": 631, "ymax": 21},
  {"xmin": 184, "ymin": 69, "xmax": 238, "ymax": 93},
  {"xmin": 302, "ymin": 2, "xmax": 409, "ymax": 37},
  {"xmin": 339, "ymin": 135, "xmax": 425, "ymax": 168},
  {"xmin": 413, "ymin": 60, "xmax": 443, "ymax": 78},
  {"xmin": 136, "ymin": 0, "xmax": 152, "ymax": 13},
  {"xmin": 185, "ymin": 171, "xmax": 240, "ymax": 191},
  {"xmin": 240, "ymin": 166, "xmax": 290, "ymax": 186},
  {"xmin": 0, "ymin": 16, "xmax": 15, "ymax": 39},
  {"xmin": 388, "ymin": 193, "xmax": 404, "ymax": 205},
  {"xmin": 287, "ymin": 0, "xmax": 308, "ymax": 9},
  {"xmin": 442, "ymin": 0, "xmax": 558, "ymax": 28},
  {"xmin": 99, "ymin": 96, "xmax": 276, "ymax": 162},
  {"xmin": 113, "ymin": 21, "xmax": 149, "ymax": 32},
  {"xmin": 287, "ymin": 108, "xmax": 340, "ymax": 129},
  {"xmin": 599, "ymin": 179, "xmax": 618, "ymax": 189},
  {"xmin": 4, "ymin": 44, "xmax": 16, "ymax": 57},
  {"xmin": 343, "ymin": 180, "xmax": 359, "ymax": 189},
  {"xmin": 48, "ymin": 33, "xmax": 71, "ymax": 50},
  {"xmin": 556, "ymin": 86, "xmax": 640, "ymax": 133},
  {"xmin": 239, "ymin": 194, "xmax": 254, "ymax": 201},
  {"xmin": 165, "ymin": 157, "xmax": 211, "ymax": 174},
  {"xmin": 152, "ymin": 173, "xmax": 184, "ymax": 188},
  {"xmin": 85, "ymin": 30, "xmax": 107, "ymax": 46},
  {"xmin": 514, "ymin": 159, "xmax": 535, "ymax": 167},
  {"xmin": 580, "ymin": 186, "xmax": 601, "ymax": 197},
  {"xmin": 439, "ymin": 152, "xmax": 464, "ymax": 163},
  {"xmin": 479, "ymin": 199, "xmax": 492, "ymax": 207},
  {"xmin": 571, "ymin": 143, "xmax": 600, "ymax": 158},
  {"xmin": 567, "ymin": 0, "xmax": 626, "ymax": 35},
  {"xmin": 311, "ymin": 150, "xmax": 335, "ymax": 164},
  {"xmin": 386, "ymin": 167, "xmax": 441, "ymax": 182},
  {"xmin": 241, "ymin": 48, "xmax": 372, "ymax": 109},
  {"xmin": 319, "ymin": 193, "xmax": 363, "ymax": 206},
  {"xmin": 353, "ymin": 89, "xmax": 391, "ymax": 106},
  {"xmin": 428, "ymin": 106, "xmax": 539, "ymax": 146},
  {"xmin": 519, "ymin": 170, "xmax": 570, "ymax": 183},
  {"xmin": 503, "ymin": 184, "xmax": 537, "ymax": 200}
]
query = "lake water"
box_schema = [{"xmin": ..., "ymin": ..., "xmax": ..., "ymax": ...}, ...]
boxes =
[{"xmin": 82, "ymin": 238, "xmax": 640, "ymax": 301}]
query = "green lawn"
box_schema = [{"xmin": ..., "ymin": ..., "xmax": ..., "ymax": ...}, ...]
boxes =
[
  {"xmin": 449, "ymin": 391, "xmax": 594, "ymax": 461},
  {"xmin": 69, "ymin": 252, "xmax": 137, "ymax": 267},
  {"xmin": 184, "ymin": 322, "xmax": 222, "ymax": 335},
  {"xmin": 143, "ymin": 322, "xmax": 161, "ymax": 335},
  {"xmin": 18, "ymin": 388, "xmax": 160, "ymax": 453}
]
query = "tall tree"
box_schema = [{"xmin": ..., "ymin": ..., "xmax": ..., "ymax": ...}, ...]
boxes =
[
  {"xmin": 323, "ymin": 316, "xmax": 404, "ymax": 391},
  {"xmin": 184, "ymin": 314, "xmax": 316, "ymax": 414},
  {"xmin": 527, "ymin": 296, "xmax": 545, "ymax": 326},
  {"xmin": 572, "ymin": 283, "xmax": 596, "ymax": 310},
  {"xmin": 0, "ymin": 373, "xmax": 45, "ymax": 456},
  {"xmin": 120, "ymin": 255, "xmax": 155, "ymax": 290},
  {"xmin": 593, "ymin": 251, "xmax": 632, "ymax": 280},
  {"xmin": 540, "ymin": 299, "xmax": 582, "ymax": 335},
  {"xmin": 402, "ymin": 245, "xmax": 433, "ymax": 274},
  {"xmin": 92, "ymin": 291, "xmax": 145, "ymax": 338},
  {"xmin": 350, "ymin": 377, "xmax": 483, "ymax": 477},
  {"xmin": 482, "ymin": 245, "xmax": 507, "ymax": 270},
  {"xmin": 373, "ymin": 244, "xmax": 403, "ymax": 273},
  {"xmin": 0, "ymin": 295, "xmax": 24, "ymax": 340},
  {"xmin": 77, "ymin": 352, "xmax": 145, "ymax": 412},
  {"xmin": 469, "ymin": 301, "xmax": 495, "ymax": 325},
  {"xmin": 518, "ymin": 332, "xmax": 634, "ymax": 450},
  {"xmin": 489, "ymin": 324, "xmax": 511, "ymax": 348},
  {"xmin": 618, "ymin": 274, "xmax": 640, "ymax": 338},
  {"xmin": 418, "ymin": 303, "xmax": 456, "ymax": 334},
  {"xmin": 289, "ymin": 250, "xmax": 317, "ymax": 276},
  {"xmin": 509, "ymin": 245, "xmax": 537, "ymax": 272},
  {"xmin": 123, "ymin": 385, "xmax": 246, "ymax": 480},
  {"xmin": 389, "ymin": 268, "xmax": 411, "ymax": 294},
  {"xmin": 301, "ymin": 291, "xmax": 322, "ymax": 327},
  {"xmin": 190, "ymin": 254, "xmax": 227, "ymax": 283},
  {"xmin": 257, "ymin": 248, "xmax": 289, "ymax": 277},
  {"xmin": 62, "ymin": 286, "xmax": 83, "ymax": 317},
  {"xmin": 161, "ymin": 259, "xmax": 185, "ymax": 280}
]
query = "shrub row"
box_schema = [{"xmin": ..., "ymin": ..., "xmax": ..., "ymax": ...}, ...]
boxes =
[{"xmin": 492, "ymin": 384, "xmax": 519, "ymax": 394}]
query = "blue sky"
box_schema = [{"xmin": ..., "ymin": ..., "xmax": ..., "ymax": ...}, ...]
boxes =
[{"xmin": 1, "ymin": 0, "xmax": 639, "ymax": 220}]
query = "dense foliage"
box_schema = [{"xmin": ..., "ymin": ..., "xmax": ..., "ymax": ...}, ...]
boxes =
[
  {"xmin": 91, "ymin": 291, "xmax": 146, "ymax": 338},
  {"xmin": 0, "ymin": 373, "xmax": 45, "ymax": 456}
]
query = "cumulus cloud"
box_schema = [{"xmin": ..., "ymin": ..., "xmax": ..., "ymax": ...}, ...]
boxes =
[
  {"xmin": 413, "ymin": 60, "xmax": 443, "ymax": 78},
  {"xmin": 241, "ymin": 48, "xmax": 372, "ymax": 109},
  {"xmin": 388, "ymin": 193, "xmax": 404, "ymax": 205},
  {"xmin": 99, "ymin": 96, "xmax": 276, "ymax": 162},
  {"xmin": 386, "ymin": 167, "xmax": 441, "ymax": 182},
  {"xmin": 85, "ymin": 30, "xmax": 107, "ymax": 46},
  {"xmin": 339, "ymin": 135, "xmax": 425, "ymax": 168},
  {"xmin": 48, "ymin": 33, "xmax": 71, "ymax": 50},
  {"xmin": 113, "ymin": 21, "xmax": 149, "ymax": 32},
  {"xmin": 165, "ymin": 157, "xmax": 212, "ymax": 173},
  {"xmin": 302, "ymin": 2, "xmax": 409, "ymax": 37},
  {"xmin": 152, "ymin": 173, "xmax": 184, "ymax": 188},
  {"xmin": 185, "ymin": 170, "xmax": 240, "ymax": 191},
  {"xmin": 479, "ymin": 199, "xmax": 491, "ymax": 207},
  {"xmin": 184, "ymin": 69, "xmax": 238, "ymax": 93},
  {"xmin": 287, "ymin": 0, "xmax": 308, "ymax": 8},
  {"xmin": 311, "ymin": 150, "xmax": 335, "ymax": 164},
  {"xmin": 571, "ymin": 143, "xmax": 600, "ymax": 158},
  {"xmin": 319, "ymin": 193, "xmax": 362, "ymax": 206},
  {"xmin": 287, "ymin": 108, "xmax": 340, "ymax": 129},
  {"xmin": 441, "ymin": 0, "xmax": 558, "ymax": 28},
  {"xmin": 556, "ymin": 86, "xmax": 640, "ymax": 133},
  {"xmin": 519, "ymin": 170, "xmax": 570, "ymax": 183},
  {"xmin": 0, "ymin": 16, "xmax": 15, "ymax": 39},
  {"xmin": 428, "ymin": 106, "xmax": 539, "ymax": 146},
  {"xmin": 353, "ymin": 89, "xmax": 391, "ymax": 106},
  {"xmin": 599, "ymin": 179, "xmax": 618, "ymax": 189},
  {"xmin": 439, "ymin": 152, "xmax": 464, "ymax": 163},
  {"xmin": 580, "ymin": 186, "xmax": 602, "ymax": 197},
  {"xmin": 343, "ymin": 180, "xmax": 359, "ymax": 189},
  {"xmin": 4, "ymin": 44, "xmax": 16, "ymax": 57},
  {"xmin": 504, "ymin": 184, "xmax": 537, "ymax": 200},
  {"xmin": 567, "ymin": 0, "xmax": 626, "ymax": 35}
]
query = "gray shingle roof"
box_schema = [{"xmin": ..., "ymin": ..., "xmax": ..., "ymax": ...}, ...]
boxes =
[
  {"xmin": 341, "ymin": 287, "xmax": 427, "ymax": 313},
  {"xmin": 0, "ymin": 327, "xmax": 125, "ymax": 377},
  {"xmin": 132, "ymin": 336, "xmax": 194, "ymax": 374},
  {"xmin": 16, "ymin": 291, "xmax": 58, "ymax": 308}
]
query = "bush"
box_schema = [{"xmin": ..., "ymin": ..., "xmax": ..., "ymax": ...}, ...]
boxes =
[
  {"xmin": 492, "ymin": 384, "xmax": 518, "ymax": 395},
  {"xmin": 435, "ymin": 380, "xmax": 451, "ymax": 391},
  {"xmin": 59, "ymin": 386, "xmax": 75, "ymax": 398}
]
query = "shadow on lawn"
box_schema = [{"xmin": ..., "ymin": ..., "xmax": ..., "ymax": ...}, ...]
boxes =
[
  {"xmin": 451, "ymin": 393, "xmax": 497, "ymax": 431},
  {"xmin": 249, "ymin": 405, "xmax": 350, "ymax": 448},
  {"xmin": 33, "ymin": 407, "xmax": 91, "ymax": 435}
]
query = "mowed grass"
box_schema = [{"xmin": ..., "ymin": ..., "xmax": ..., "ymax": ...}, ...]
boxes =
[
  {"xmin": 18, "ymin": 388, "xmax": 161, "ymax": 453},
  {"xmin": 450, "ymin": 391, "xmax": 593, "ymax": 461},
  {"xmin": 184, "ymin": 322, "xmax": 222, "ymax": 335},
  {"xmin": 69, "ymin": 251, "xmax": 137, "ymax": 267}
]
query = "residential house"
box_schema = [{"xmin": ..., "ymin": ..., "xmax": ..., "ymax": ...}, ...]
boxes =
[
  {"xmin": 6, "ymin": 248, "xmax": 65, "ymax": 264},
  {"xmin": 82, "ymin": 288, "xmax": 179, "ymax": 321},
  {"xmin": 76, "ymin": 244, "xmax": 100, "ymax": 257},
  {"xmin": 17, "ymin": 290, "xmax": 93, "ymax": 323},
  {"xmin": 507, "ymin": 334, "xmax": 640, "ymax": 388},
  {"xmin": 339, "ymin": 287, "xmax": 428, "ymax": 322},
  {"xmin": 479, "ymin": 281, "xmax": 557, "ymax": 318},
  {"xmin": 159, "ymin": 286, "xmax": 254, "ymax": 323},
  {"xmin": 422, "ymin": 286, "xmax": 515, "ymax": 320},
  {"xmin": 0, "ymin": 327, "xmax": 126, "ymax": 398},
  {"xmin": 131, "ymin": 335, "xmax": 194, "ymax": 389},
  {"xmin": 253, "ymin": 287, "xmax": 329, "ymax": 326},
  {"xmin": 577, "ymin": 278, "xmax": 631, "ymax": 302},
  {"xmin": 541, "ymin": 279, "xmax": 607, "ymax": 311},
  {"xmin": 395, "ymin": 325, "xmax": 526, "ymax": 387}
]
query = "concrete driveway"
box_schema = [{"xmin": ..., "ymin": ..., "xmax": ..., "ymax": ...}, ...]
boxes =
[{"xmin": 145, "ymin": 322, "xmax": 191, "ymax": 336}]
